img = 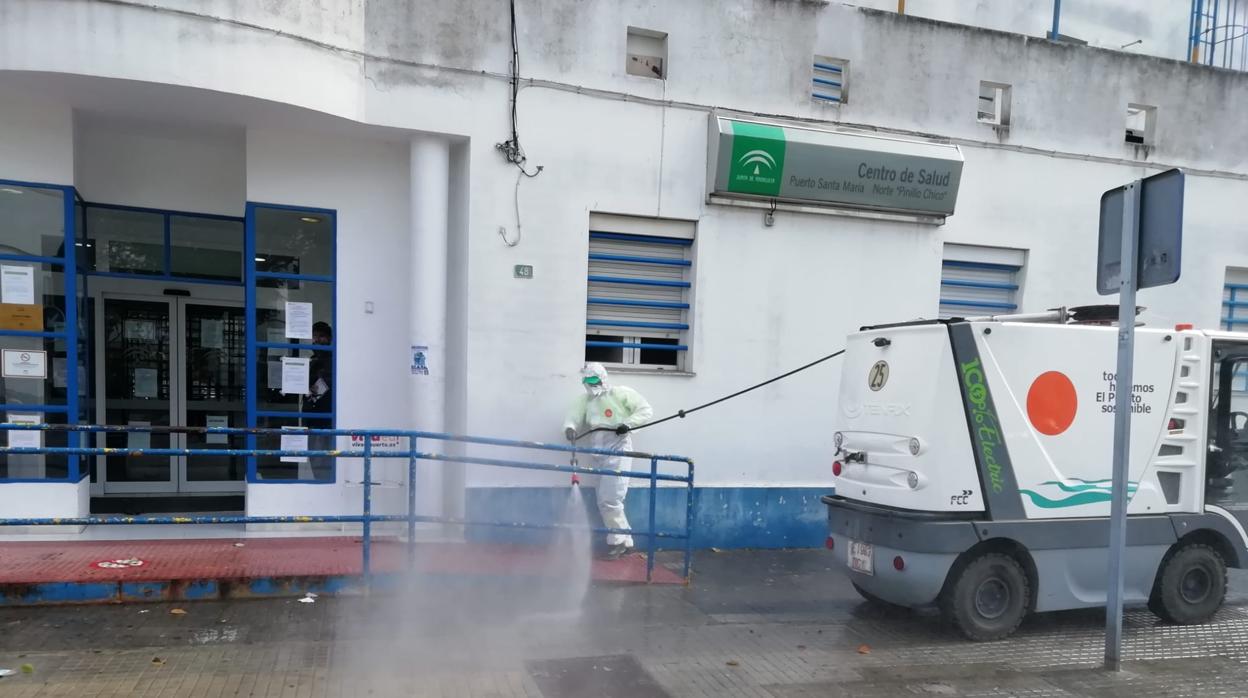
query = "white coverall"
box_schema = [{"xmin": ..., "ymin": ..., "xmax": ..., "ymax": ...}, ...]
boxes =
[{"xmin": 563, "ymin": 363, "xmax": 654, "ymax": 548}]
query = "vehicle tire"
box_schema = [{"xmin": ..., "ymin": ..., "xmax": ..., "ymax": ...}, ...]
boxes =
[
  {"xmin": 852, "ymin": 581, "xmax": 903, "ymax": 608},
  {"xmin": 1149, "ymin": 543, "xmax": 1226, "ymax": 625},
  {"xmin": 940, "ymin": 553, "xmax": 1029, "ymax": 641}
]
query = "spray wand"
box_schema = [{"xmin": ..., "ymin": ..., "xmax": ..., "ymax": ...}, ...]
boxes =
[
  {"xmin": 560, "ymin": 348, "xmax": 847, "ymax": 487},
  {"xmin": 569, "ymin": 348, "xmax": 848, "ymax": 440}
]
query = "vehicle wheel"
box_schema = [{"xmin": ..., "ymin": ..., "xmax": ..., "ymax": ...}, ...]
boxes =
[
  {"xmin": 852, "ymin": 581, "xmax": 903, "ymax": 608},
  {"xmin": 940, "ymin": 553, "xmax": 1029, "ymax": 641},
  {"xmin": 1150, "ymin": 543, "xmax": 1226, "ymax": 625}
]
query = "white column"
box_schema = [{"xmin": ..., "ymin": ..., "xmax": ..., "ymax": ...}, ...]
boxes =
[{"xmin": 410, "ymin": 135, "xmax": 451, "ymax": 520}]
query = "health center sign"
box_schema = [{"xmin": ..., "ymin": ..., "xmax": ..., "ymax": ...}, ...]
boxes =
[{"xmin": 707, "ymin": 115, "xmax": 964, "ymax": 217}]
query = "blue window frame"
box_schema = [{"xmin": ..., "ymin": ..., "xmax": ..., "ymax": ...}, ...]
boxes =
[
  {"xmin": 0, "ymin": 179, "xmax": 81, "ymax": 482},
  {"xmin": 245, "ymin": 203, "xmax": 337, "ymax": 483},
  {"xmin": 80, "ymin": 202, "xmax": 245, "ymax": 286},
  {"xmin": 1222, "ymin": 279, "xmax": 1248, "ymax": 392},
  {"xmin": 0, "ymin": 189, "xmax": 337, "ymax": 484}
]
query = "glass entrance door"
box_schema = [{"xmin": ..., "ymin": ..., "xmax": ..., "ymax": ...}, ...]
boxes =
[
  {"xmin": 98, "ymin": 295, "xmax": 245, "ymax": 494},
  {"xmin": 179, "ymin": 302, "xmax": 246, "ymax": 492},
  {"xmin": 100, "ymin": 297, "xmax": 174, "ymax": 492}
]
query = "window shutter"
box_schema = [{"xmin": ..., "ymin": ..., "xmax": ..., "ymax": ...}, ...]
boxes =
[
  {"xmin": 812, "ymin": 56, "xmax": 846, "ymax": 105},
  {"xmin": 585, "ymin": 218, "xmax": 693, "ymax": 369},
  {"xmin": 939, "ymin": 245, "xmax": 1024, "ymax": 320}
]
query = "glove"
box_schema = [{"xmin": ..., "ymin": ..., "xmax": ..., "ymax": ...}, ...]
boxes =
[
  {"xmin": 615, "ymin": 424, "xmax": 631, "ymax": 435},
  {"xmin": 565, "ymin": 427, "xmax": 577, "ymax": 441}
]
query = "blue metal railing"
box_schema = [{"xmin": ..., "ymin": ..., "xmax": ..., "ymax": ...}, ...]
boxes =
[
  {"xmin": 0, "ymin": 423, "xmax": 696, "ymax": 585},
  {"xmin": 1190, "ymin": 0, "xmax": 1248, "ymax": 70}
]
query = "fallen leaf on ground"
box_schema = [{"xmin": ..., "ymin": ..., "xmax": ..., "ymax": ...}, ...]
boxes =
[
  {"xmin": 797, "ymin": 645, "xmax": 807, "ymax": 650},
  {"xmin": 169, "ymin": 608, "xmax": 187, "ymax": 616},
  {"xmin": 19, "ymin": 664, "xmax": 33, "ymax": 674},
  {"xmin": 726, "ymin": 660, "xmax": 740, "ymax": 667},
  {"xmin": 856, "ymin": 644, "xmax": 871, "ymax": 655},
  {"xmin": 151, "ymin": 657, "xmax": 165, "ymax": 666}
]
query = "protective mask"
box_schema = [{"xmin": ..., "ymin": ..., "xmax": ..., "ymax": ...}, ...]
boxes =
[{"xmin": 583, "ymin": 377, "xmax": 607, "ymax": 397}]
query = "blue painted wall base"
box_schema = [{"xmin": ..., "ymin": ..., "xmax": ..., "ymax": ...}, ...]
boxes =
[{"xmin": 465, "ymin": 486, "xmax": 832, "ymax": 550}]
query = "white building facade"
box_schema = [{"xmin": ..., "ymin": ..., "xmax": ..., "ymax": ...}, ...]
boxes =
[{"xmin": 0, "ymin": 0, "xmax": 1246, "ymax": 548}]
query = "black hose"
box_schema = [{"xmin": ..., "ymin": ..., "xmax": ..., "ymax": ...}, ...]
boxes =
[{"xmin": 572, "ymin": 348, "xmax": 846, "ymax": 439}]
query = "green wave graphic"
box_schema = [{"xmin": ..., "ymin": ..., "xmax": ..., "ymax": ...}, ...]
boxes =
[
  {"xmin": 1019, "ymin": 489, "xmax": 1115, "ymax": 508},
  {"xmin": 1039, "ymin": 480, "xmax": 1138, "ymax": 493}
]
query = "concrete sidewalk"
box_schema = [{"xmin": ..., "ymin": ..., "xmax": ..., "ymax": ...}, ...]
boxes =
[{"xmin": 0, "ymin": 549, "xmax": 1246, "ymax": 696}]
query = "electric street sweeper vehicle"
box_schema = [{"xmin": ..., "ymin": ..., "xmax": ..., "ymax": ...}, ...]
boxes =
[{"xmin": 824, "ymin": 309, "xmax": 1248, "ymax": 640}]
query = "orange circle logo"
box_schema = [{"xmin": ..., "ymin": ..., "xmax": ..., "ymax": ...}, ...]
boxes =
[{"xmin": 1027, "ymin": 371, "xmax": 1078, "ymax": 436}]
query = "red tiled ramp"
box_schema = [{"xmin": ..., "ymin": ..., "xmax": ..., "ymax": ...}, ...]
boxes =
[{"xmin": 0, "ymin": 538, "xmax": 683, "ymax": 585}]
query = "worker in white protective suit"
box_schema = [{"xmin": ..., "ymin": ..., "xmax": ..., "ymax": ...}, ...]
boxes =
[{"xmin": 563, "ymin": 363, "xmax": 654, "ymax": 560}]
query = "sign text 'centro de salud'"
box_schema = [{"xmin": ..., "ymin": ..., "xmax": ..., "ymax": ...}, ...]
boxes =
[{"xmin": 707, "ymin": 116, "xmax": 965, "ymax": 217}]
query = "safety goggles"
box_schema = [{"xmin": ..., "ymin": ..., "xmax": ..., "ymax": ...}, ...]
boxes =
[{"xmin": 582, "ymin": 376, "xmax": 602, "ymax": 386}]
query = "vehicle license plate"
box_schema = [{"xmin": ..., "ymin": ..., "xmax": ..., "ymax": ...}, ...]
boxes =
[{"xmin": 849, "ymin": 540, "xmax": 874, "ymax": 575}]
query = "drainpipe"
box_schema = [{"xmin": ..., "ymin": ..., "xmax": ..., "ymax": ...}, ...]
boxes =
[{"xmin": 1050, "ymin": 0, "xmax": 1062, "ymax": 40}]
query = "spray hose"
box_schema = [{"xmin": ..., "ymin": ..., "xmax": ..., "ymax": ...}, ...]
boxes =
[{"xmin": 570, "ymin": 348, "xmax": 846, "ymax": 440}]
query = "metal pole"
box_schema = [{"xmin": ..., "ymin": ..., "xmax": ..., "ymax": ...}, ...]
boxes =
[
  {"xmin": 1050, "ymin": 0, "xmax": 1062, "ymax": 39},
  {"xmin": 1194, "ymin": 0, "xmax": 1206, "ymax": 63},
  {"xmin": 1105, "ymin": 180, "xmax": 1141, "ymax": 672},
  {"xmin": 683, "ymin": 459, "xmax": 695, "ymax": 582},
  {"xmin": 1211, "ymin": 0, "xmax": 1222, "ymax": 65},
  {"xmin": 1190, "ymin": 0, "xmax": 1201, "ymax": 61},
  {"xmin": 362, "ymin": 439, "xmax": 373, "ymax": 592},
  {"xmin": 408, "ymin": 437, "xmax": 418, "ymax": 568},
  {"xmin": 1229, "ymin": 0, "xmax": 1237, "ymax": 68},
  {"xmin": 647, "ymin": 457, "xmax": 658, "ymax": 583}
]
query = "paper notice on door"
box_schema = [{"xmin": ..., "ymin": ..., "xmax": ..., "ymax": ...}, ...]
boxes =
[
  {"xmin": 124, "ymin": 320, "xmax": 157, "ymax": 342},
  {"xmin": 281, "ymin": 357, "xmax": 310, "ymax": 395},
  {"xmin": 133, "ymin": 368, "xmax": 158, "ymax": 398},
  {"xmin": 0, "ymin": 303, "xmax": 43, "ymax": 332},
  {"xmin": 1, "ymin": 265, "xmax": 35, "ymax": 305},
  {"xmin": 2, "ymin": 349, "xmax": 46, "ymax": 379},
  {"xmin": 52, "ymin": 358, "xmax": 67, "ymax": 388},
  {"xmin": 6, "ymin": 413, "xmax": 41, "ymax": 449},
  {"xmin": 201, "ymin": 319, "xmax": 225, "ymax": 349},
  {"xmin": 280, "ymin": 429, "xmax": 309, "ymax": 463},
  {"xmin": 53, "ymin": 359, "xmax": 88, "ymax": 395},
  {"xmin": 127, "ymin": 421, "xmax": 151, "ymax": 450},
  {"xmin": 266, "ymin": 360, "xmax": 283, "ymax": 391},
  {"xmin": 284, "ymin": 302, "xmax": 313, "ymax": 340},
  {"xmin": 205, "ymin": 415, "xmax": 229, "ymax": 444}
]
